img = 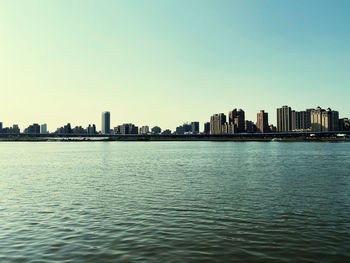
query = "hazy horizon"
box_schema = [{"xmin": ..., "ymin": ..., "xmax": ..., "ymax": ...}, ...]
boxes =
[{"xmin": 1, "ymin": 0, "xmax": 349, "ymax": 131}]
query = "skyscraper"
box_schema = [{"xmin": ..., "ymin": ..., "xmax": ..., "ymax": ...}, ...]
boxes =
[
  {"xmin": 277, "ymin": 106, "xmax": 292, "ymax": 132},
  {"xmin": 210, "ymin": 113, "xmax": 226, "ymax": 135},
  {"xmin": 311, "ymin": 107, "xmax": 339, "ymax": 132},
  {"xmin": 191, "ymin": 122, "xmax": 199, "ymax": 134},
  {"xmin": 102, "ymin": 111, "xmax": 110, "ymax": 134},
  {"xmin": 256, "ymin": 110, "xmax": 269, "ymax": 133},
  {"xmin": 40, "ymin": 124, "xmax": 47, "ymax": 134},
  {"xmin": 292, "ymin": 110, "xmax": 312, "ymax": 131},
  {"xmin": 204, "ymin": 122, "xmax": 210, "ymax": 134},
  {"xmin": 229, "ymin": 108, "xmax": 245, "ymax": 133}
]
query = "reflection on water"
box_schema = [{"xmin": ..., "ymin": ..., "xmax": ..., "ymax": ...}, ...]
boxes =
[{"xmin": 0, "ymin": 142, "xmax": 349, "ymax": 262}]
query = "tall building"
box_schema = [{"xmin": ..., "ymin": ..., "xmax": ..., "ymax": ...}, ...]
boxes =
[
  {"xmin": 210, "ymin": 113, "xmax": 226, "ymax": 135},
  {"xmin": 311, "ymin": 107, "xmax": 323, "ymax": 132},
  {"xmin": 256, "ymin": 110, "xmax": 269, "ymax": 133},
  {"xmin": 277, "ymin": 106, "xmax": 292, "ymax": 132},
  {"xmin": 339, "ymin": 118, "xmax": 350, "ymax": 131},
  {"xmin": 87, "ymin": 124, "xmax": 96, "ymax": 134},
  {"xmin": 229, "ymin": 108, "xmax": 245, "ymax": 133},
  {"xmin": 245, "ymin": 121, "xmax": 257, "ymax": 133},
  {"xmin": 291, "ymin": 110, "xmax": 312, "ymax": 131},
  {"xmin": 139, "ymin": 126, "xmax": 150, "ymax": 135},
  {"xmin": 102, "ymin": 111, "xmax": 110, "ymax": 134},
  {"xmin": 40, "ymin": 124, "xmax": 47, "ymax": 134},
  {"xmin": 0, "ymin": 122, "xmax": 2, "ymax": 133},
  {"xmin": 311, "ymin": 107, "xmax": 339, "ymax": 132},
  {"xmin": 24, "ymin": 123, "xmax": 40, "ymax": 134},
  {"xmin": 204, "ymin": 122, "xmax": 210, "ymax": 134},
  {"xmin": 12, "ymin": 125, "xmax": 20, "ymax": 134},
  {"xmin": 191, "ymin": 122, "xmax": 199, "ymax": 134}
]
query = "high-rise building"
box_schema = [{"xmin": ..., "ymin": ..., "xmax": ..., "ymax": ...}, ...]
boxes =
[
  {"xmin": 12, "ymin": 125, "xmax": 20, "ymax": 134},
  {"xmin": 119, "ymin": 123, "xmax": 138, "ymax": 135},
  {"xmin": 339, "ymin": 118, "xmax": 350, "ymax": 131},
  {"xmin": 139, "ymin": 126, "xmax": 150, "ymax": 135},
  {"xmin": 40, "ymin": 124, "xmax": 47, "ymax": 134},
  {"xmin": 210, "ymin": 113, "xmax": 226, "ymax": 135},
  {"xmin": 191, "ymin": 122, "xmax": 199, "ymax": 134},
  {"xmin": 256, "ymin": 110, "xmax": 269, "ymax": 133},
  {"xmin": 102, "ymin": 111, "xmax": 110, "ymax": 134},
  {"xmin": 204, "ymin": 122, "xmax": 210, "ymax": 134},
  {"xmin": 245, "ymin": 120, "xmax": 257, "ymax": 133},
  {"xmin": 87, "ymin": 124, "xmax": 96, "ymax": 134},
  {"xmin": 24, "ymin": 123, "xmax": 40, "ymax": 134},
  {"xmin": 311, "ymin": 107, "xmax": 323, "ymax": 132},
  {"xmin": 277, "ymin": 106, "xmax": 292, "ymax": 132},
  {"xmin": 311, "ymin": 107, "xmax": 339, "ymax": 132},
  {"xmin": 229, "ymin": 108, "xmax": 245, "ymax": 133},
  {"xmin": 291, "ymin": 110, "xmax": 312, "ymax": 131},
  {"xmin": 0, "ymin": 122, "xmax": 3, "ymax": 133}
]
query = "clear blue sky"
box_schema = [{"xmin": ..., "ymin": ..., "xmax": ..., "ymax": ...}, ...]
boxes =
[{"xmin": 1, "ymin": 0, "xmax": 349, "ymax": 131}]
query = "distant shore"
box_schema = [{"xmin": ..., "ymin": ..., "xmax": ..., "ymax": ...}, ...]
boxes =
[{"xmin": 0, "ymin": 133, "xmax": 349, "ymax": 142}]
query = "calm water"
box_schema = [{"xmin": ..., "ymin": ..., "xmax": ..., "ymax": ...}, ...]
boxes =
[{"xmin": 0, "ymin": 142, "xmax": 350, "ymax": 262}]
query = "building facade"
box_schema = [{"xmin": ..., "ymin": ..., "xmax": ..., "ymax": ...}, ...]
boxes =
[
  {"xmin": 291, "ymin": 110, "xmax": 311, "ymax": 131},
  {"xmin": 40, "ymin": 124, "xmax": 47, "ymax": 134},
  {"xmin": 277, "ymin": 106, "xmax": 292, "ymax": 132},
  {"xmin": 204, "ymin": 122, "xmax": 210, "ymax": 134},
  {"xmin": 311, "ymin": 107, "xmax": 339, "ymax": 132},
  {"xmin": 191, "ymin": 122, "xmax": 200, "ymax": 134},
  {"xmin": 101, "ymin": 111, "xmax": 110, "ymax": 134},
  {"xmin": 256, "ymin": 110, "xmax": 269, "ymax": 133},
  {"xmin": 229, "ymin": 109, "xmax": 245, "ymax": 133},
  {"xmin": 210, "ymin": 113, "xmax": 226, "ymax": 135}
]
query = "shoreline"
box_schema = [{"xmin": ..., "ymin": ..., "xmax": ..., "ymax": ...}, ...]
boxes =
[{"xmin": 0, "ymin": 137, "xmax": 349, "ymax": 142}]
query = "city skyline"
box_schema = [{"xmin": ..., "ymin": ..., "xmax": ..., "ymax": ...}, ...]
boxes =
[
  {"xmin": 1, "ymin": 1, "xmax": 350, "ymax": 130},
  {"xmin": 1, "ymin": 104, "xmax": 349, "ymax": 135}
]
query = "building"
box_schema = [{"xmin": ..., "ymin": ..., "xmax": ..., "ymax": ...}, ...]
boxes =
[
  {"xmin": 245, "ymin": 120, "xmax": 257, "ymax": 133},
  {"xmin": 102, "ymin": 111, "xmax": 110, "ymax": 134},
  {"xmin": 277, "ymin": 106, "xmax": 292, "ymax": 132},
  {"xmin": 41, "ymin": 124, "xmax": 47, "ymax": 134},
  {"xmin": 24, "ymin": 123, "xmax": 40, "ymax": 134},
  {"xmin": 12, "ymin": 125, "xmax": 20, "ymax": 134},
  {"xmin": 63, "ymin": 123, "xmax": 72, "ymax": 134},
  {"xmin": 321, "ymin": 108, "xmax": 339, "ymax": 132},
  {"xmin": 0, "ymin": 122, "xmax": 2, "ymax": 133},
  {"xmin": 256, "ymin": 110, "xmax": 269, "ymax": 133},
  {"xmin": 72, "ymin": 126, "xmax": 86, "ymax": 134},
  {"xmin": 269, "ymin": 125, "xmax": 277, "ymax": 132},
  {"xmin": 210, "ymin": 113, "xmax": 226, "ymax": 135},
  {"xmin": 311, "ymin": 107, "xmax": 323, "ymax": 132},
  {"xmin": 191, "ymin": 122, "xmax": 200, "ymax": 134},
  {"xmin": 311, "ymin": 107, "xmax": 339, "ymax": 132},
  {"xmin": 116, "ymin": 123, "xmax": 138, "ymax": 135},
  {"xmin": 204, "ymin": 122, "xmax": 210, "ymax": 134},
  {"xmin": 176, "ymin": 125, "xmax": 184, "ymax": 135},
  {"xmin": 291, "ymin": 110, "xmax": 312, "ymax": 131},
  {"xmin": 339, "ymin": 118, "xmax": 350, "ymax": 131},
  {"xmin": 229, "ymin": 108, "xmax": 245, "ymax": 133},
  {"xmin": 139, "ymin": 126, "xmax": 150, "ymax": 135},
  {"xmin": 151, "ymin": 126, "xmax": 162, "ymax": 134},
  {"xmin": 87, "ymin": 124, "xmax": 96, "ymax": 134}
]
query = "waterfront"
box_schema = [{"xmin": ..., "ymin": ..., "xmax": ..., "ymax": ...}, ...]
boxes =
[{"xmin": 1, "ymin": 142, "xmax": 350, "ymax": 262}]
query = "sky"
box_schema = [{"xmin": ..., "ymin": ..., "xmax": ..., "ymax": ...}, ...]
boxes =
[{"xmin": 1, "ymin": 0, "xmax": 349, "ymax": 132}]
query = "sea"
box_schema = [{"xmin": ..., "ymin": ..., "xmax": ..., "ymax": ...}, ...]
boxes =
[{"xmin": 1, "ymin": 141, "xmax": 349, "ymax": 262}]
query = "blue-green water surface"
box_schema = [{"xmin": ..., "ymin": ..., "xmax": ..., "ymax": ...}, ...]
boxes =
[{"xmin": 0, "ymin": 142, "xmax": 349, "ymax": 262}]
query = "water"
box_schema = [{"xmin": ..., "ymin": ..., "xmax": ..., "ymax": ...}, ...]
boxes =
[{"xmin": 0, "ymin": 141, "xmax": 349, "ymax": 262}]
